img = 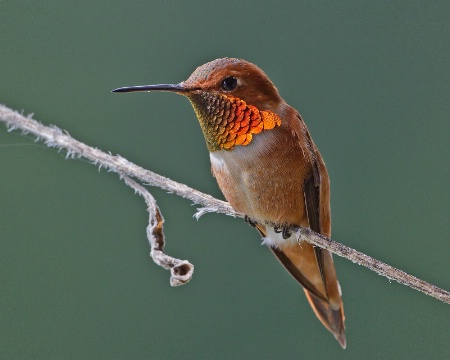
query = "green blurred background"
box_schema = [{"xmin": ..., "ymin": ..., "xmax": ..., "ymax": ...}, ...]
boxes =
[{"xmin": 1, "ymin": 1, "xmax": 449, "ymax": 359}]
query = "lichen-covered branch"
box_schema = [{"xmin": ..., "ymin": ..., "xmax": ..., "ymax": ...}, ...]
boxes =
[{"xmin": 1, "ymin": 103, "xmax": 449, "ymax": 303}]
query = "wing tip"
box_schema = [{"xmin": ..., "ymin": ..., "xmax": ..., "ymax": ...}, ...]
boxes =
[
  {"xmin": 304, "ymin": 289, "xmax": 346, "ymax": 348},
  {"xmin": 335, "ymin": 331, "xmax": 347, "ymax": 349}
]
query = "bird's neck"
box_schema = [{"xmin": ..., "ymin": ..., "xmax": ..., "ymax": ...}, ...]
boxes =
[{"xmin": 187, "ymin": 91, "xmax": 282, "ymax": 152}]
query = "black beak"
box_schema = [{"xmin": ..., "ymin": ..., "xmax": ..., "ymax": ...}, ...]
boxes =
[{"xmin": 111, "ymin": 83, "xmax": 189, "ymax": 93}]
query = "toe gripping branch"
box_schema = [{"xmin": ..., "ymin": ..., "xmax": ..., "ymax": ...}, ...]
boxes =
[
  {"xmin": 244, "ymin": 215, "xmax": 257, "ymax": 228},
  {"xmin": 245, "ymin": 215, "xmax": 292, "ymax": 239},
  {"xmin": 274, "ymin": 224, "xmax": 292, "ymax": 239}
]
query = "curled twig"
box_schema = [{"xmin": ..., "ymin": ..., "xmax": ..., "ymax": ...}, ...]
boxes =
[
  {"xmin": 0, "ymin": 103, "xmax": 449, "ymax": 303},
  {"xmin": 122, "ymin": 175, "xmax": 194, "ymax": 286}
]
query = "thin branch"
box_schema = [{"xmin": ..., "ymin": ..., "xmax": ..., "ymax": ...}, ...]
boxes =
[
  {"xmin": 122, "ymin": 175, "xmax": 194, "ymax": 286},
  {"xmin": 1, "ymin": 103, "xmax": 449, "ymax": 304},
  {"xmin": 294, "ymin": 228, "xmax": 450, "ymax": 303}
]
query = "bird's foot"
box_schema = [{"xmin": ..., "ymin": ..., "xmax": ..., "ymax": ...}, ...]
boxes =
[
  {"xmin": 274, "ymin": 224, "xmax": 292, "ymax": 239},
  {"xmin": 244, "ymin": 215, "xmax": 257, "ymax": 228}
]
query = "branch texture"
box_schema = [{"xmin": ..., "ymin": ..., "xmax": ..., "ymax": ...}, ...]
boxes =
[
  {"xmin": 122, "ymin": 175, "xmax": 194, "ymax": 286},
  {"xmin": 1, "ymin": 103, "xmax": 449, "ymax": 303}
]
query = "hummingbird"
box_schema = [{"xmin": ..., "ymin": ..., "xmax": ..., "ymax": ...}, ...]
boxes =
[{"xmin": 113, "ymin": 58, "xmax": 346, "ymax": 348}]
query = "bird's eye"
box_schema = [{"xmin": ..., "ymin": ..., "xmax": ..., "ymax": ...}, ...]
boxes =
[{"xmin": 221, "ymin": 76, "xmax": 238, "ymax": 91}]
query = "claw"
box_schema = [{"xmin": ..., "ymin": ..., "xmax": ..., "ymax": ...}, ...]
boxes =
[
  {"xmin": 282, "ymin": 225, "xmax": 292, "ymax": 239},
  {"xmin": 274, "ymin": 224, "xmax": 292, "ymax": 239},
  {"xmin": 244, "ymin": 215, "xmax": 257, "ymax": 228}
]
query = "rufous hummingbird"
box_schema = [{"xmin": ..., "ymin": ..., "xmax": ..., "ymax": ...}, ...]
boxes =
[{"xmin": 113, "ymin": 58, "xmax": 346, "ymax": 348}]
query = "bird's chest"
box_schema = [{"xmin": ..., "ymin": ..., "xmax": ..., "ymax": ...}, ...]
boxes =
[{"xmin": 209, "ymin": 131, "xmax": 310, "ymax": 226}]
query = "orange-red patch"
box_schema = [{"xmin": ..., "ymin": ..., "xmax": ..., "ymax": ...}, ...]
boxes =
[{"xmin": 221, "ymin": 96, "xmax": 281, "ymax": 149}]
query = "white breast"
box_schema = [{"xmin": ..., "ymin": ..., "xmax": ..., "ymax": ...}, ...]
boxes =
[{"xmin": 261, "ymin": 226, "xmax": 300, "ymax": 248}]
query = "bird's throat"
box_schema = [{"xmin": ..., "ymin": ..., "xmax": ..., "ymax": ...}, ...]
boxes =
[{"xmin": 187, "ymin": 92, "xmax": 281, "ymax": 152}]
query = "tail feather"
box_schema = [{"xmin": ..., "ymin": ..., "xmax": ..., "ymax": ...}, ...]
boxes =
[
  {"xmin": 321, "ymin": 250, "xmax": 342, "ymax": 311},
  {"xmin": 268, "ymin": 240, "xmax": 346, "ymax": 348},
  {"xmin": 270, "ymin": 246, "xmax": 328, "ymax": 302},
  {"xmin": 304, "ymin": 290, "xmax": 346, "ymax": 349}
]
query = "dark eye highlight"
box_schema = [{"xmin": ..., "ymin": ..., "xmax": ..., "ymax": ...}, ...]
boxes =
[{"xmin": 221, "ymin": 76, "xmax": 238, "ymax": 91}]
